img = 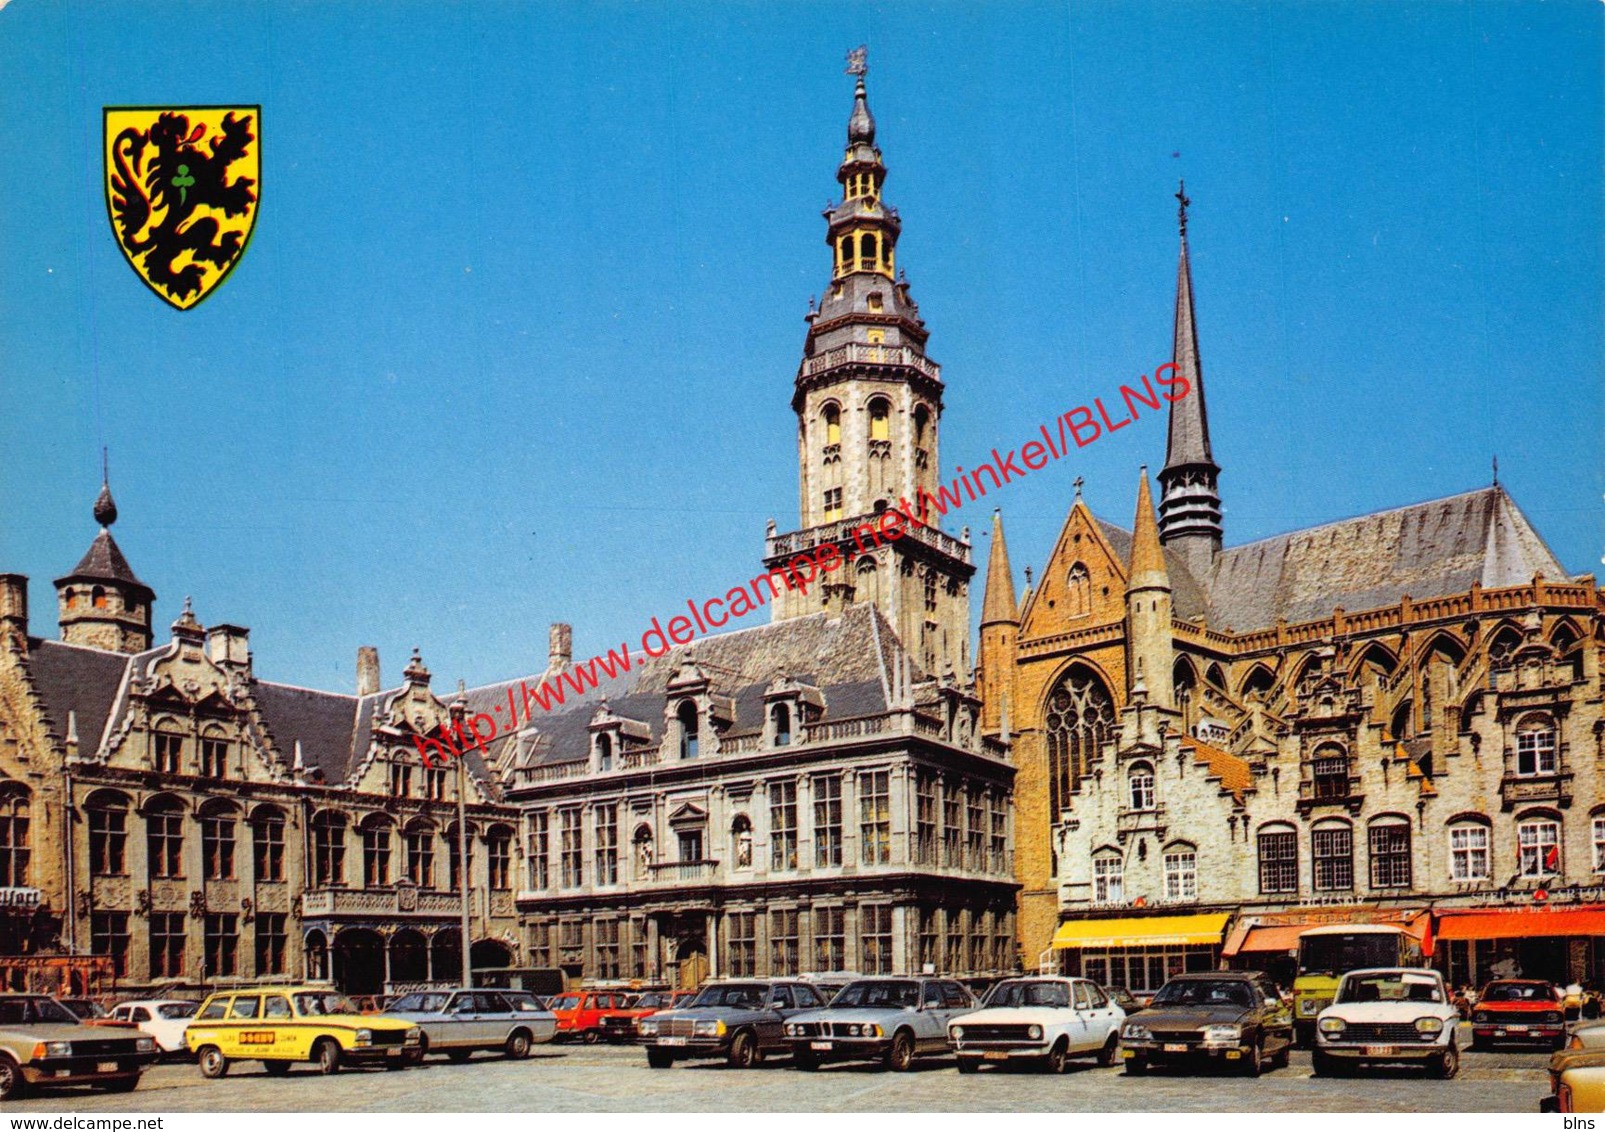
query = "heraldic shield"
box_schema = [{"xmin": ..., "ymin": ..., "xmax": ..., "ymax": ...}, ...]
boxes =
[{"xmin": 103, "ymin": 105, "xmax": 260, "ymax": 310}]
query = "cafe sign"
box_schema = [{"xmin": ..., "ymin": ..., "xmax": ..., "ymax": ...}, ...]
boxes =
[{"xmin": 0, "ymin": 889, "xmax": 42, "ymax": 910}]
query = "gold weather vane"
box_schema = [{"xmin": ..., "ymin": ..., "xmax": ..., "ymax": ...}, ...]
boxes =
[{"xmin": 846, "ymin": 45, "xmax": 868, "ymax": 77}]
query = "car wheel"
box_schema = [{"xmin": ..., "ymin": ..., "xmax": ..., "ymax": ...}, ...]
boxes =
[
  {"xmin": 1123, "ymin": 1055, "xmax": 1147, "ymax": 1076},
  {"xmin": 1311, "ymin": 1050, "xmax": 1344, "ymax": 1078},
  {"xmin": 1096, "ymin": 1033, "xmax": 1120, "ymax": 1067},
  {"xmin": 263, "ymin": 1061, "xmax": 291, "ymax": 1077},
  {"xmin": 727, "ymin": 1030, "xmax": 758, "ymax": 1069},
  {"xmin": 0, "ymin": 1056, "xmax": 25, "ymax": 1101},
  {"xmin": 505, "ymin": 1030, "xmax": 532, "ymax": 1060},
  {"xmin": 884, "ymin": 1030, "xmax": 915, "ymax": 1072},
  {"xmin": 1044, "ymin": 1039, "xmax": 1067, "ymax": 1074},
  {"xmin": 646, "ymin": 1049, "xmax": 675, "ymax": 1070},
  {"xmin": 313, "ymin": 1038, "xmax": 341, "ymax": 1076},
  {"xmin": 96, "ymin": 1074, "xmax": 140, "ymax": 1093},
  {"xmin": 1434, "ymin": 1042, "xmax": 1459, "ymax": 1080},
  {"xmin": 956, "ymin": 1057, "xmax": 980, "ymax": 1074},
  {"xmin": 198, "ymin": 1046, "xmax": 230, "ymax": 1080},
  {"xmin": 794, "ymin": 1050, "xmax": 820, "ymax": 1071},
  {"xmin": 1241, "ymin": 1039, "xmax": 1263, "ymax": 1077},
  {"xmin": 582, "ymin": 1029, "xmax": 600, "ymax": 1045},
  {"xmin": 416, "ymin": 1034, "xmax": 430, "ymax": 1059}
]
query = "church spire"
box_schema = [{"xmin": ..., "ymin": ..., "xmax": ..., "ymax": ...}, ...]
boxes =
[
  {"xmin": 1158, "ymin": 181, "xmax": 1223, "ymax": 580},
  {"xmin": 980, "ymin": 509, "xmax": 1018, "ymax": 627},
  {"xmin": 1126, "ymin": 466, "xmax": 1174, "ymax": 710}
]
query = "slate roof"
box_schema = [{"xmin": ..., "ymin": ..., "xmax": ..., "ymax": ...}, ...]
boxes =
[
  {"xmin": 25, "ymin": 639, "xmax": 133, "ymax": 749},
  {"xmin": 470, "ymin": 603, "xmax": 906, "ymax": 771},
  {"xmin": 54, "ymin": 530, "xmax": 153, "ymax": 596},
  {"xmin": 1096, "ymin": 485, "xmax": 1571, "ymax": 634},
  {"xmin": 250, "ymin": 682, "xmax": 360, "ymax": 783}
]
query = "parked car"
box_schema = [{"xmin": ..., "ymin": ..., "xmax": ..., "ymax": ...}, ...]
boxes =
[
  {"xmin": 783, "ymin": 976, "xmax": 978, "ymax": 1072},
  {"xmin": 640, "ymin": 980, "xmax": 829, "ymax": 1068},
  {"xmin": 1470, "ymin": 980, "xmax": 1567, "ymax": 1050},
  {"xmin": 184, "ymin": 986, "xmax": 422, "ymax": 1077},
  {"xmin": 1312, "ymin": 968, "xmax": 1459, "ymax": 1079},
  {"xmin": 547, "ymin": 990, "xmax": 642, "ymax": 1044},
  {"xmin": 949, "ymin": 976, "xmax": 1124, "ymax": 1073},
  {"xmin": 1542, "ymin": 1024, "xmax": 1605, "ymax": 1112},
  {"xmin": 600, "ymin": 989, "xmax": 693, "ymax": 1043},
  {"xmin": 797, "ymin": 972, "xmax": 860, "ymax": 1004},
  {"xmin": 385, "ymin": 989, "xmax": 556, "ymax": 1061},
  {"xmin": 1120, "ymin": 971, "xmax": 1293, "ymax": 1076},
  {"xmin": 0, "ymin": 994, "xmax": 158, "ymax": 1100},
  {"xmin": 1102, "ymin": 986, "xmax": 1144, "ymax": 1015},
  {"xmin": 108, "ymin": 1000, "xmax": 199, "ymax": 1055},
  {"xmin": 58, "ymin": 1000, "xmax": 123, "ymax": 1026}
]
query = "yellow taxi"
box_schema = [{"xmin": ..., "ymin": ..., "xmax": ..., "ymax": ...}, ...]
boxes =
[{"xmin": 184, "ymin": 986, "xmax": 421, "ymax": 1077}]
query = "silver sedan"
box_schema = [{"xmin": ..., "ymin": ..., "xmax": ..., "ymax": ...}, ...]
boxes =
[{"xmin": 385, "ymin": 990, "xmax": 557, "ymax": 1062}]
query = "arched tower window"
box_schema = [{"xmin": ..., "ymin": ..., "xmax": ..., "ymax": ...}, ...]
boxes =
[
  {"xmin": 913, "ymin": 405, "xmax": 929, "ymax": 446},
  {"xmin": 857, "ymin": 558, "xmax": 880, "ymax": 606},
  {"xmin": 770, "ymin": 703, "xmax": 791, "ymax": 747},
  {"xmin": 823, "ymin": 404, "xmax": 841, "ymax": 447},
  {"xmin": 1066, "ymin": 563, "xmax": 1091, "ymax": 618},
  {"xmin": 868, "ymin": 398, "xmax": 890, "ymax": 441},
  {"xmin": 677, "ymin": 700, "xmax": 699, "ymax": 760},
  {"xmin": 860, "ymin": 232, "xmax": 879, "ymax": 271},
  {"xmin": 1044, "ymin": 667, "xmax": 1116, "ymax": 818},
  {"xmin": 839, "ymin": 234, "xmax": 856, "ymax": 273}
]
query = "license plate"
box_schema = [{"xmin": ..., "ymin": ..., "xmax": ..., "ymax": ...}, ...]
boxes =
[
  {"xmin": 809, "ymin": 1041, "xmax": 833, "ymax": 1051},
  {"xmin": 1163, "ymin": 1043, "xmax": 1188, "ymax": 1053},
  {"xmin": 97, "ymin": 1061, "xmax": 119, "ymax": 1073},
  {"xmin": 1508, "ymin": 1024, "xmax": 1527, "ymax": 1032},
  {"xmin": 659, "ymin": 1037, "xmax": 686, "ymax": 1046},
  {"xmin": 1363, "ymin": 1045, "xmax": 1395, "ymax": 1057},
  {"xmin": 983, "ymin": 1051, "xmax": 1009, "ymax": 1061}
]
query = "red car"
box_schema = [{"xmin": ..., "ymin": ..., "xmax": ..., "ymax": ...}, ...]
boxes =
[
  {"xmin": 548, "ymin": 990, "xmax": 644, "ymax": 1043},
  {"xmin": 1471, "ymin": 979, "xmax": 1567, "ymax": 1050},
  {"xmin": 599, "ymin": 989, "xmax": 695, "ymax": 1043}
]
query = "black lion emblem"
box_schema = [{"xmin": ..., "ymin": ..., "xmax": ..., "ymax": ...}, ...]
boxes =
[{"xmin": 109, "ymin": 111, "xmax": 257, "ymax": 302}]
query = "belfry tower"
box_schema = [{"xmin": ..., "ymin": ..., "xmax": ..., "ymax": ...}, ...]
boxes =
[{"xmin": 763, "ymin": 52, "xmax": 973, "ymax": 676}]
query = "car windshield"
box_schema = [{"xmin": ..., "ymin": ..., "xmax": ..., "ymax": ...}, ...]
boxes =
[
  {"xmin": 293, "ymin": 993, "xmax": 359, "ymax": 1016},
  {"xmin": 391, "ymin": 993, "xmax": 452, "ymax": 1013},
  {"xmin": 984, "ymin": 981, "xmax": 1072, "ymax": 1009},
  {"xmin": 1298, "ymin": 933, "xmax": 1403, "ymax": 977},
  {"xmin": 1482, "ymin": 983, "xmax": 1551, "ymax": 1002},
  {"xmin": 830, "ymin": 981, "xmax": 920, "ymax": 1009},
  {"xmin": 689, "ymin": 984, "xmax": 768, "ymax": 1009},
  {"xmin": 1337, "ymin": 973, "xmax": 1443, "ymax": 1005},
  {"xmin": 157, "ymin": 1003, "xmax": 197, "ymax": 1020},
  {"xmin": 1150, "ymin": 981, "xmax": 1252, "ymax": 1008},
  {"xmin": 0, "ymin": 997, "xmax": 82, "ymax": 1025}
]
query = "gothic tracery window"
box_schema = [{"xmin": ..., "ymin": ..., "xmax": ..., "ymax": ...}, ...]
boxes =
[
  {"xmin": 1044, "ymin": 668, "xmax": 1116, "ymax": 818},
  {"xmin": 1066, "ymin": 563, "xmax": 1091, "ymax": 618}
]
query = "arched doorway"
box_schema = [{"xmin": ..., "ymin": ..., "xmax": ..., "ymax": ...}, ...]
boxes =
[
  {"xmin": 389, "ymin": 929, "xmax": 429, "ymax": 986},
  {"xmin": 471, "ymin": 939, "xmax": 514, "ymax": 976},
  {"xmin": 305, "ymin": 930, "xmax": 329, "ymax": 982},
  {"xmin": 431, "ymin": 928, "xmax": 462, "ymax": 984},
  {"xmin": 332, "ymin": 928, "xmax": 386, "ymax": 996}
]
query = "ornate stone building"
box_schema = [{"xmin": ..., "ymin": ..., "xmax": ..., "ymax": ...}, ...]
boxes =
[
  {"xmin": 0, "ymin": 492, "xmax": 523, "ymax": 997},
  {"xmin": 979, "ymin": 192, "xmax": 1605, "ymax": 993}
]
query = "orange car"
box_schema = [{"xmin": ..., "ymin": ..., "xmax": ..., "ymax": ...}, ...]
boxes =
[
  {"xmin": 547, "ymin": 990, "xmax": 643, "ymax": 1043},
  {"xmin": 1471, "ymin": 980, "xmax": 1567, "ymax": 1050},
  {"xmin": 599, "ymin": 990, "xmax": 695, "ymax": 1043}
]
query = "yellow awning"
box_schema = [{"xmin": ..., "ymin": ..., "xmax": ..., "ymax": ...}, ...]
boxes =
[{"xmin": 1051, "ymin": 912, "xmax": 1232, "ymax": 950}]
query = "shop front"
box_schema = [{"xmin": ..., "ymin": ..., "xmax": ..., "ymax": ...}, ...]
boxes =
[
  {"xmin": 1434, "ymin": 905, "xmax": 1605, "ymax": 990},
  {"xmin": 1050, "ymin": 912, "xmax": 1231, "ymax": 996},
  {"xmin": 1222, "ymin": 906, "xmax": 1433, "ymax": 989}
]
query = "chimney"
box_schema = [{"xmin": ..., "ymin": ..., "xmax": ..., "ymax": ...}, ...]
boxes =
[
  {"xmin": 0, "ymin": 575, "xmax": 27, "ymax": 654},
  {"xmin": 206, "ymin": 624, "xmax": 252, "ymax": 670},
  {"xmin": 356, "ymin": 646, "xmax": 381, "ymax": 696},
  {"xmin": 549, "ymin": 622, "xmax": 573, "ymax": 672}
]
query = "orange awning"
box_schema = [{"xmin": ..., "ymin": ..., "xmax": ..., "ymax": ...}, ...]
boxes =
[
  {"xmin": 1223, "ymin": 924, "xmax": 1308, "ymax": 956},
  {"xmin": 1436, "ymin": 907, "xmax": 1605, "ymax": 941}
]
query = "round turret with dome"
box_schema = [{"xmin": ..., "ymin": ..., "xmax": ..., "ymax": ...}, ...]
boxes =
[{"xmin": 53, "ymin": 475, "xmax": 155, "ymax": 654}]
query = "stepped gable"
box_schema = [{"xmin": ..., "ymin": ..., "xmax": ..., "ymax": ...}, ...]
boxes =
[
  {"xmin": 477, "ymin": 603, "xmax": 907, "ymax": 771},
  {"xmin": 1181, "ymin": 735, "xmax": 1252, "ymax": 802},
  {"xmin": 1204, "ymin": 485, "xmax": 1568, "ymax": 631}
]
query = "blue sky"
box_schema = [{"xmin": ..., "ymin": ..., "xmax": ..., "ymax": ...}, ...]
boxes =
[{"xmin": 1, "ymin": 1, "xmax": 1600, "ymax": 692}]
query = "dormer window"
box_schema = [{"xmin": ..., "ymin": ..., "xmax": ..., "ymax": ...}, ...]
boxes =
[
  {"xmin": 771, "ymin": 703, "xmax": 791, "ymax": 747},
  {"xmin": 677, "ymin": 700, "xmax": 699, "ymax": 760},
  {"xmin": 595, "ymin": 732, "xmax": 613, "ymax": 772}
]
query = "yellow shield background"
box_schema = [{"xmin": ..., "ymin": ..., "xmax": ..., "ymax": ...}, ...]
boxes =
[{"xmin": 103, "ymin": 105, "xmax": 260, "ymax": 310}]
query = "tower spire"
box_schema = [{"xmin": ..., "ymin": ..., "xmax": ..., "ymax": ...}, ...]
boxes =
[
  {"xmin": 1158, "ymin": 181, "xmax": 1223, "ymax": 579},
  {"xmin": 1127, "ymin": 466, "xmax": 1174, "ymax": 710},
  {"xmin": 980, "ymin": 510, "xmax": 1018, "ymax": 627}
]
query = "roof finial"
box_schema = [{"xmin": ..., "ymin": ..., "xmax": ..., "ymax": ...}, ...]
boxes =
[
  {"xmin": 1492, "ymin": 454, "xmax": 1499, "ymax": 487},
  {"xmin": 1176, "ymin": 179, "xmax": 1191, "ymax": 237},
  {"xmin": 845, "ymin": 44, "xmax": 868, "ymax": 77},
  {"xmin": 845, "ymin": 46, "xmax": 875, "ymax": 144},
  {"xmin": 1073, "ymin": 475, "xmax": 1085, "ymax": 500},
  {"xmin": 92, "ymin": 450, "xmax": 118, "ymax": 528}
]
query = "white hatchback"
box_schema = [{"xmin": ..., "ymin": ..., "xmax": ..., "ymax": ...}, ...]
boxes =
[
  {"xmin": 949, "ymin": 976, "xmax": 1125, "ymax": 1073},
  {"xmin": 109, "ymin": 999, "xmax": 199, "ymax": 1056}
]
